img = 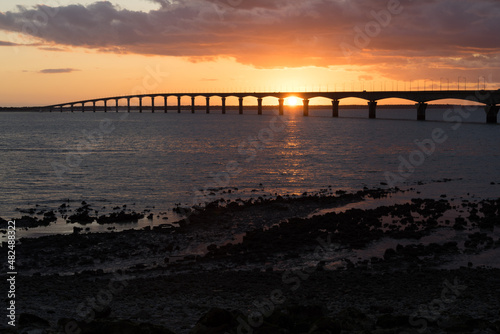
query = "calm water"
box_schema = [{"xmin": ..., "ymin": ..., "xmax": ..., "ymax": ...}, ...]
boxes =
[{"xmin": 1, "ymin": 106, "xmax": 499, "ymax": 228}]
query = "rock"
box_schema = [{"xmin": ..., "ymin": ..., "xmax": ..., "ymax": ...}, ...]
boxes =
[
  {"xmin": 383, "ymin": 248, "xmax": 397, "ymax": 260},
  {"xmin": 190, "ymin": 308, "xmax": 235, "ymax": 334},
  {"xmin": 22, "ymin": 329, "xmax": 47, "ymax": 334},
  {"xmin": 97, "ymin": 211, "xmax": 144, "ymax": 224},
  {"xmin": 334, "ymin": 307, "xmax": 374, "ymax": 331},
  {"xmin": 438, "ymin": 315, "xmax": 487, "ymax": 332},
  {"xmin": 308, "ymin": 317, "xmax": 341, "ymax": 334},
  {"xmin": 370, "ymin": 305, "xmax": 394, "ymax": 314},
  {"xmin": 78, "ymin": 319, "xmax": 176, "ymax": 334},
  {"xmin": 370, "ymin": 330, "xmax": 402, "ymax": 334},
  {"xmin": 94, "ymin": 305, "xmax": 112, "ymax": 319},
  {"xmin": 375, "ymin": 314, "xmax": 410, "ymax": 329},
  {"xmin": 287, "ymin": 304, "xmax": 326, "ymax": 324},
  {"xmin": 133, "ymin": 310, "xmax": 152, "ymax": 320},
  {"xmin": 19, "ymin": 313, "xmax": 50, "ymax": 330}
]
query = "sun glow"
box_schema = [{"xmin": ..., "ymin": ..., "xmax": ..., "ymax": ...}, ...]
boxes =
[{"xmin": 286, "ymin": 96, "xmax": 300, "ymax": 106}]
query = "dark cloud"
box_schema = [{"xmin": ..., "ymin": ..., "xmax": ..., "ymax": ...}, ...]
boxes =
[
  {"xmin": 39, "ymin": 68, "xmax": 79, "ymax": 74},
  {"xmin": 0, "ymin": 0, "xmax": 499, "ymax": 75},
  {"xmin": 38, "ymin": 46, "xmax": 67, "ymax": 51},
  {"xmin": 0, "ymin": 40, "xmax": 18, "ymax": 46}
]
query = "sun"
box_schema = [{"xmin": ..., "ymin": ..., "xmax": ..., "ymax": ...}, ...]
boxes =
[{"xmin": 286, "ymin": 96, "xmax": 300, "ymax": 106}]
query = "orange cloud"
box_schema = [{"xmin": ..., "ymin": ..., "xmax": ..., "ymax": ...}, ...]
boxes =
[{"xmin": 0, "ymin": 0, "xmax": 499, "ymax": 81}]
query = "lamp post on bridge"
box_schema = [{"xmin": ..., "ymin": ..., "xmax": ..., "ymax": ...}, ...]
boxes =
[
  {"xmin": 478, "ymin": 76, "xmax": 486, "ymax": 90},
  {"xmin": 440, "ymin": 78, "xmax": 449, "ymax": 91},
  {"xmin": 458, "ymin": 77, "xmax": 467, "ymax": 91}
]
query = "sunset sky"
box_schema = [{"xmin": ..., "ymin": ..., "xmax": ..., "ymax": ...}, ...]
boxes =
[{"xmin": 1, "ymin": 0, "xmax": 499, "ymax": 107}]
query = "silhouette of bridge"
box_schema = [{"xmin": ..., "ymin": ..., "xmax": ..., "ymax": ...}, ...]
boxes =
[{"xmin": 42, "ymin": 90, "xmax": 500, "ymax": 123}]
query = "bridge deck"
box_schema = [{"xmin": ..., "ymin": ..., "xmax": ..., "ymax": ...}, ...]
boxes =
[{"xmin": 40, "ymin": 90, "xmax": 500, "ymax": 123}]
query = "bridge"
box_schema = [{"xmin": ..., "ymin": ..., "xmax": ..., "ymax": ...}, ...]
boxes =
[{"xmin": 42, "ymin": 90, "xmax": 500, "ymax": 123}]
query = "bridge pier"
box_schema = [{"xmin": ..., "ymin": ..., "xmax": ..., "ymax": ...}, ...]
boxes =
[
  {"xmin": 239, "ymin": 97, "xmax": 244, "ymax": 114},
  {"xmin": 332, "ymin": 100, "xmax": 339, "ymax": 118},
  {"xmin": 60, "ymin": 106, "xmax": 63, "ymax": 112},
  {"xmin": 49, "ymin": 106, "xmax": 52, "ymax": 112},
  {"xmin": 93, "ymin": 101, "xmax": 96, "ymax": 113},
  {"xmin": 191, "ymin": 97, "xmax": 195, "ymax": 113},
  {"xmin": 417, "ymin": 102, "xmax": 428, "ymax": 121},
  {"xmin": 206, "ymin": 97, "xmax": 210, "ymax": 114},
  {"xmin": 82, "ymin": 102, "xmax": 85, "ymax": 113},
  {"xmin": 368, "ymin": 101, "xmax": 377, "ymax": 119},
  {"xmin": 151, "ymin": 96, "xmax": 155, "ymax": 113},
  {"xmin": 278, "ymin": 98, "xmax": 284, "ymax": 116},
  {"xmin": 485, "ymin": 105, "xmax": 499, "ymax": 124},
  {"xmin": 116, "ymin": 99, "xmax": 119, "ymax": 113},
  {"xmin": 177, "ymin": 96, "xmax": 181, "ymax": 113},
  {"xmin": 258, "ymin": 98, "xmax": 263, "ymax": 115},
  {"xmin": 104, "ymin": 100, "xmax": 108, "ymax": 113},
  {"xmin": 164, "ymin": 96, "xmax": 167, "ymax": 113},
  {"xmin": 222, "ymin": 97, "xmax": 226, "ymax": 114},
  {"xmin": 71, "ymin": 104, "xmax": 74, "ymax": 113},
  {"xmin": 303, "ymin": 99, "xmax": 309, "ymax": 117},
  {"xmin": 127, "ymin": 98, "xmax": 131, "ymax": 113},
  {"xmin": 139, "ymin": 97, "xmax": 143, "ymax": 113}
]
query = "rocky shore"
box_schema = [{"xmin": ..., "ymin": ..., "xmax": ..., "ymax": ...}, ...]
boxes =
[{"xmin": 2, "ymin": 187, "xmax": 500, "ymax": 333}]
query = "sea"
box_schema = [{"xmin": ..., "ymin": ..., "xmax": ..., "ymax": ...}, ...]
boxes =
[{"xmin": 1, "ymin": 105, "xmax": 499, "ymax": 240}]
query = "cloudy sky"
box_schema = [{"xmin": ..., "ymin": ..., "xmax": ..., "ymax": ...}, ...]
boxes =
[{"xmin": 1, "ymin": 0, "xmax": 499, "ymax": 106}]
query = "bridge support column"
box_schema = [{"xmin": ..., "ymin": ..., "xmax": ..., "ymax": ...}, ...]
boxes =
[
  {"xmin": 177, "ymin": 96, "xmax": 181, "ymax": 113},
  {"xmin": 278, "ymin": 98, "xmax": 284, "ymax": 116},
  {"xmin": 93, "ymin": 101, "xmax": 96, "ymax": 113},
  {"xmin": 257, "ymin": 98, "xmax": 263, "ymax": 115},
  {"xmin": 71, "ymin": 104, "xmax": 74, "ymax": 113},
  {"xmin": 151, "ymin": 96, "xmax": 155, "ymax": 113},
  {"xmin": 239, "ymin": 97, "xmax": 244, "ymax": 114},
  {"xmin": 417, "ymin": 102, "xmax": 427, "ymax": 121},
  {"xmin": 139, "ymin": 97, "xmax": 143, "ymax": 113},
  {"xmin": 191, "ymin": 97, "xmax": 195, "ymax": 113},
  {"xmin": 332, "ymin": 100, "xmax": 339, "ymax": 118},
  {"xmin": 104, "ymin": 100, "xmax": 108, "ymax": 113},
  {"xmin": 206, "ymin": 97, "xmax": 210, "ymax": 114},
  {"xmin": 49, "ymin": 106, "xmax": 52, "ymax": 112},
  {"xmin": 368, "ymin": 101, "xmax": 377, "ymax": 119},
  {"xmin": 222, "ymin": 97, "xmax": 226, "ymax": 114},
  {"xmin": 303, "ymin": 99, "xmax": 309, "ymax": 117},
  {"xmin": 82, "ymin": 103, "xmax": 85, "ymax": 113},
  {"xmin": 116, "ymin": 99, "xmax": 119, "ymax": 113},
  {"xmin": 485, "ymin": 105, "xmax": 499, "ymax": 124},
  {"xmin": 127, "ymin": 98, "xmax": 131, "ymax": 113},
  {"xmin": 164, "ymin": 96, "xmax": 168, "ymax": 113}
]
